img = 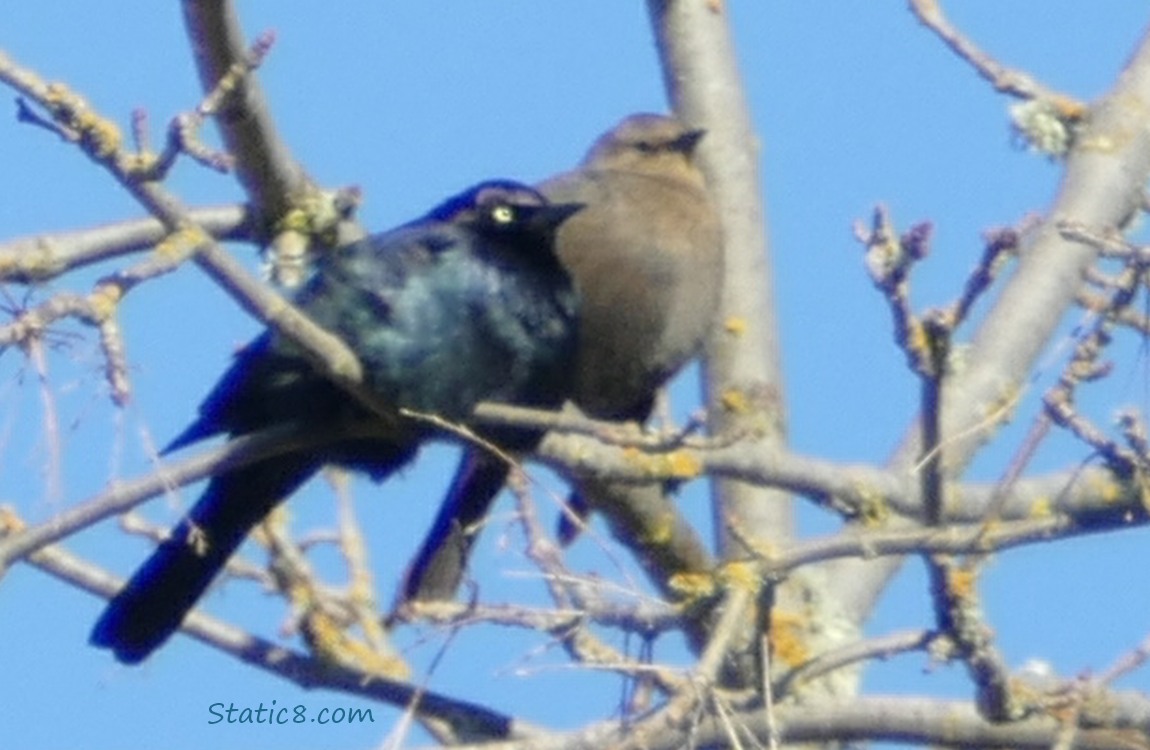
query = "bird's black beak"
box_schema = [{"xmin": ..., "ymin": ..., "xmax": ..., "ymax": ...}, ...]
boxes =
[
  {"xmin": 533, "ymin": 202, "xmax": 585, "ymax": 230},
  {"xmin": 674, "ymin": 128, "xmax": 707, "ymax": 154}
]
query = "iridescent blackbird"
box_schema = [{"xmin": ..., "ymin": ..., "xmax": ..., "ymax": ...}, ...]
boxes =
[
  {"xmin": 401, "ymin": 114, "xmax": 723, "ymax": 604},
  {"xmin": 90, "ymin": 181, "xmax": 581, "ymax": 663}
]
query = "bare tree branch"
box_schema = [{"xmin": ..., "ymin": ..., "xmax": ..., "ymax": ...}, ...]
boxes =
[
  {"xmin": 0, "ymin": 422, "xmax": 368, "ymax": 570},
  {"xmin": 835, "ymin": 15, "xmax": 1150, "ymax": 623},
  {"xmin": 646, "ymin": 0, "xmax": 789, "ymax": 582},
  {"xmin": 5, "ymin": 6, "xmax": 1150, "ymax": 746},
  {"xmin": 422, "ymin": 694, "xmax": 1150, "ymax": 750},
  {"xmin": 774, "ymin": 629, "xmax": 933, "ymax": 698},
  {"xmin": 644, "ymin": 0, "xmax": 799, "ymax": 690},
  {"xmin": 180, "ymin": 0, "xmax": 313, "ymax": 228},
  {"xmin": 0, "ymin": 204, "xmax": 250, "ymax": 283},
  {"xmin": 0, "ymin": 44, "xmax": 443, "ymax": 443},
  {"xmin": 909, "ymin": 0, "xmax": 1086, "ymax": 112},
  {"xmin": 21, "ymin": 533, "xmax": 533, "ymax": 743}
]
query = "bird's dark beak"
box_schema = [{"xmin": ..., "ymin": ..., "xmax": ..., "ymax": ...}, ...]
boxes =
[
  {"xmin": 534, "ymin": 202, "xmax": 585, "ymax": 230},
  {"xmin": 674, "ymin": 128, "xmax": 707, "ymax": 154}
]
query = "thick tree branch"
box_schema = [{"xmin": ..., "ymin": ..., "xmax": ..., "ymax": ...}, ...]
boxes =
[
  {"xmin": 646, "ymin": 0, "xmax": 788, "ymax": 561},
  {"xmin": 646, "ymin": 0, "xmax": 789, "ymax": 689},
  {"xmin": 180, "ymin": 0, "xmax": 313, "ymax": 229},
  {"xmin": 426, "ymin": 694, "xmax": 1150, "ymax": 750},
  {"xmin": 531, "ymin": 420, "xmax": 1143, "ymax": 525}
]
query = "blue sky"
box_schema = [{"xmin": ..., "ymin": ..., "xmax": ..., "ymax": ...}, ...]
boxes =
[{"xmin": 2, "ymin": 3, "xmax": 1149, "ymax": 748}]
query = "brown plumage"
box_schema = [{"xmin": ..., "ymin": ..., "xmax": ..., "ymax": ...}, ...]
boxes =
[
  {"xmin": 401, "ymin": 113, "xmax": 723, "ymax": 605},
  {"xmin": 543, "ymin": 113, "xmax": 723, "ymax": 421}
]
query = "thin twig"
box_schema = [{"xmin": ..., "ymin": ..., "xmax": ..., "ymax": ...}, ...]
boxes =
[
  {"xmin": 908, "ymin": 0, "xmax": 1084, "ymax": 110},
  {"xmin": 0, "ymin": 205, "xmax": 251, "ymax": 284}
]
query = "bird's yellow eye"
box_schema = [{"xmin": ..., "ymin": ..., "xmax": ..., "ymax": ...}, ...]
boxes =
[{"xmin": 490, "ymin": 204, "xmax": 515, "ymax": 224}]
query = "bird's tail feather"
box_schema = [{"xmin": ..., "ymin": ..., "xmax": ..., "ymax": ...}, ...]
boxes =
[
  {"xmin": 399, "ymin": 449, "xmax": 510, "ymax": 605},
  {"xmin": 90, "ymin": 455, "xmax": 320, "ymax": 663}
]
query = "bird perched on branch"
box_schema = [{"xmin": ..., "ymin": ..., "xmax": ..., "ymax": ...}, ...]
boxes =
[
  {"xmin": 401, "ymin": 113, "xmax": 723, "ymax": 605},
  {"xmin": 90, "ymin": 181, "xmax": 582, "ymax": 664}
]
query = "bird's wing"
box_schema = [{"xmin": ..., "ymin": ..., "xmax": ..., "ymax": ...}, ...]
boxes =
[{"xmin": 163, "ymin": 334, "xmax": 326, "ymax": 453}]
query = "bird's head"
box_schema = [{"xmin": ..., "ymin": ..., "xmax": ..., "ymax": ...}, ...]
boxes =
[
  {"xmin": 582, "ymin": 113, "xmax": 707, "ymax": 182},
  {"xmin": 429, "ymin": 180, "xmax": 584, "ymax": 245}
]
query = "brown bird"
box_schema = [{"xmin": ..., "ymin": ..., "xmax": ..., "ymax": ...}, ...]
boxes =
[{"xmin": 400, "ymin": 113, "xmax": 724, "ymax": 605}]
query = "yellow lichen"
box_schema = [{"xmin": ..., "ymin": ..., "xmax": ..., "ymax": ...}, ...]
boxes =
[
  {"xmin": 856, "ymin": 487, "xmax": 890, "ymax": 527},
  {"xmin": 43, "ymin": 81, "xmax": 77, "ymax": 109},
  {"xmin": 905, "ymin": 318, "xmax": 929, "ymax": 360},
  {"xmin": 1029, "ymin": 496, "xmax": 1052, "ymax": 519},
  {"xmin": 769, "ymin": 610, "xmax": 811, "ymax": 667},
  {"xmin": 637, "ymin": 511, "xmax": 676, "ymax": 546},
  {"xmin": 720, "ymin": 388, "xmax": 749, "ymax": 414},
  {"xmin": 946, "ymin": 566, "xmax": 978, "ymax": 600},
  {"xmin": 664, "ymin": 450, "xmax": 703, "ymax": 480},
  {"xmin": 1098, "ymin": 476, "xmax": 1124, "ymax": 505},
  {"xmin": 43, "ymin": 81, "xmax": 123, "ymax": 160},
  {"xmin": 619, "ymin": 447, "xmax": 702, "ymax": 482},
  {"xmin": 724, "ymin": 316, "xmax": 747, "ymax": 336},
  {"xmin": 719, "ymin": 560, "xmax": 761, "ymax": 591},
  {"xmin": 276, "ymin": 208, "xmax": 312, "ymax": 234},
  {"xmin": 8, "ymin": 238, "xmax": 59, "ymax": 279},
  {"xmin": 122, "ymin": 150, "xmax": 160, "ymax": 175},
  {"xmin": 667, "ymin": 571, "xmax": 718, "ymax": 600},
  {"xmin": 155, "ymin": 226, "xmax": 209, "ymax": 261},
  {"xmin": 89, "ymin": 284, "xmax": 123, "ymax": 320},
  {"xmin": 82, "ymin": 115, "xmax": 122, "ymax": 159},
  {"xmin": 303, "ymin": 606, "xmax": 411, "ymax": 678},
  {"xmin": 0, "ymin": 505, "xmax": 26, "ymax": 535}
]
